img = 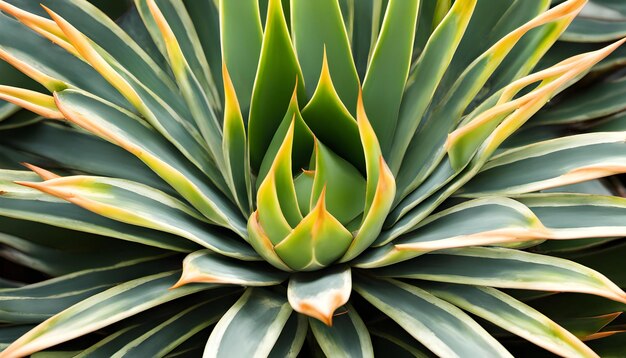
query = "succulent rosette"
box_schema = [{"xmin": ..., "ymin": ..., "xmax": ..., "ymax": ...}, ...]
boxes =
[{"xmin": 1, "ymin": 0, "xmax": 626, "ymax": 356}]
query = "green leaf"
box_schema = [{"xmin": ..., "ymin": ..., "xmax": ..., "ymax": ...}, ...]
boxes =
[
  {"xmin": 204, "ymin": 288, "xmax": 293, "ymax": 358},
  {"xmin": 258, "ymin": 120, "xmax": 303, "ymax": 229},
  {"xmin": 54, "ymin": 89, "xmax": 245, "ymax": 236},
  {"xmin": 300, "ymin": 52, "xmax": 364, "ymax": 172},
  {"xmin": 143, "ymin": 0, "xmax": 224, "ymax": 167},
  {"xmin": 112, "ymin": 295, "xmax": 235, "ymax": 357},
  {"xmin": 0, "ymin": 325, "xmax": 33, "ymax": 352},
  {"xmin": 0, "ymin": 271, "xmax": 216, "ymax": 357},
  {"xmin": 183, "ymin": 0, "xmax": 223, "ymax": 103},
  {"xmin": 533, "ymin": 75, "xmax": 626, "ymax": 125},
  {"xmin": 288, "ymin": 265, "xmax": 351, "ymax": 325},
  {"xmin": 388, "ymin": 0, "xmax": 476, "ymax": 171},
  {"xmin": 0, "ymin": 191, "xmax": 196, "ymax": 253},
  {"xmin": 46, "ymin": 8, "xmax": 223, "ymax": 186},
  {"xmin": 274, "ymin": 189, "xmax": 353, "ymax": 271},
  {"xmin": 0, "ymin": 230, "xmax": 167, "ymax": 276},
  {"xmin": 447, "ymin": 39, "xmax": 624, "ymax": 171},
  {"xmin": 38, "ymin": 0, "xmax": 181, "ymax": 105},
  {"xmin": 222, "ymin": 65, "xmax": 252, "ymax": 215},
  {"xmin": 136, "ymin": 0, "xmax": 221, "ymax": 110},
  {"xmin": 291, "ymin": 0, "xmax": 360, "ymax": 112},
  {"xmin": 517, "ymin": 194, "xmax": 626, "ymax": 241},
  {"xmin": 219, "ymin": 0, "xmax": 262, "ymax": 115},
  {"xmin": 311, "ymin": 141, "xmax": 366, "ymax": 225},
  {"xmin": 0, "ymin": 5, "xmax": 127, "ymax": 105},
  {"xmin": 422, "ymin": 283, "xmax": 597, "ymax": 357},
  {"xmin": 309, "ymin": 304, "xmax": 374, "ymax": 358},
  {"xmin": 0, "ymin": 255, "xmax": 176, "ymax": 324},
  {"xmin": 18, "ymin": 175, "xmax": 259, "ymax": 260},
  {"xmin": 248, "ymin": 0, "xmax": 304, "ymax": 171},
  {"xmin": 373, "ymin": 247, "xmax": 626, "ymax": 303},
  {"xmin": 362, "ymin": 0, "xmax": 419, "ymax": 154},
  {"xmin": 460, "ymin": 133, "xmax": 626, "ymax": 196},
  {"xmin": 117, "ymin": 3, "xmax": 168, "ymax": 72},
  {"xmin": 174, "ymin": 250, "xmax": 288, "ymax": 288},
  {"xmin": 561, "ymin": 0, "xmax": 626, "ymax": 42},
  {"xmin": 76, "ymin": 324, "xmax": 155, "ymax": 357},
  {"xmin": 539, "ymin": 40, "xmax": 626, "ymax": 75},
  {"xmin": 257, "ymin": 84, "xmax": 314, "ymax": 186},
  {"xmin": 354, "ymin": 276, "xmax": 512, "ymax": 357},
  {"xmin": 356, "ymin": 197, "xmax": 544, "ymax": 268},
  {"xmin": 268, "ymin": 313, "xmax": 307, "ymax": 358},
  {"xmin": 394, "ymin": 0, "xmax": 575, "ymax": 196},
  {"xmin": 294, "ymin": 170, "xmax": 314, "ymax": 217},
  {"xmin": 247, "ymin": 212, "xmax": 292, "ymax": 272},
  {"xmin": 350, "ymin": 0, "xmax": 378, "ymax": 79},
  {"xmin": 339, "ymin": 98, "xmax": 396, "ymax": 262},
  {"xmin": 589, "ymin": 111, "xmax": 626, "ymax": 132},
  {"xmin": 0, "ymin": 86, "xmax": 62, "ymax": 119},
  {"xmin": 2, "ymin": 121, "xmax": 170, "ymax": 194}
]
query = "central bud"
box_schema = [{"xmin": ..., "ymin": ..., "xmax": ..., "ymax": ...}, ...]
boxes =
[{"xmin": 247, "ymin": 55, "xmax": 396, "ymax": 271}]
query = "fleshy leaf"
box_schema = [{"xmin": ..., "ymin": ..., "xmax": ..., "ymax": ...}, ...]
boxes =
[
  {"xmin": 301, "ymin": 51, "xmax": 364, "ymax": 171},
  {"xmin": 174, "ymin": 250, "xmax": 288, "ymax": 288},
  {"xmin": 256, "ymin": 120, "xmax": 301, "ymax": 243},
  {"xmin": 311, "ymin": 141, "xmax": 366, "ymax": 225},
  {"xmin": 561, "ymin": 0, "xmax": 626, "ymax": 42},
  {"xmin": 394, "ymin": 0, "xmax": 582, "ymax": 197},
  {"xmin": 145, "ymin": 0, "xmax": 223, "ymax": 167},
  {"xmin": 355, "ymin": 197, "xmax": 547, "ymax": 268},
  {"xmin": 340, "ymin": 99, "xmax": 396, "ymax": 262},
  {"xmin": 17, "ymin": 175, "xmax": 258, "ymax": 260},
  {"xmin": 533, "ymin": 75, "xmax": 626, "ymax": 125},
  {"xmin": 0, "ymin": 271, "xmax": 216, "ymax": 358},
  {"xmin": 274, "ymin": 189, "xmax": 353, "ymax": 271},
  {"xmin": 204, "ymin": 288, "xmax": 293, "ymax": 358},
  {"xmin": 0, "ymin": 176, "xmax": 196, "ymax": 252},
  {"xmin": 373, "ymin": 247, "xmax": 626, "ymax": 303},
  {"xmin": 354, "ymin": 276, "xmax": 512, "ymax": 357},
  {"xmin": 248, "ymin": 0, "xmax": 304, "ymax": 171},
  {"xmin": 113, "ymin": 295, "xmax": 235, "ymax": 357},
  {"xmin": 53, "ymin": 89, "xmax": 245, "ymax": 237},
  {"xmin": 294, "ymin": 170, "xmax": 314, "ymax": 217},
  {"xmin": 517, "ymin": 194, "xmax": 626, "ymax": 240},
  {"xmin": 0, "ymin": 255, "xmax": 176, "ymax": 324},
  {"xmin": 361, "ymin": 0, "xmax": 420, "ymax": 154},
  {"xmin": 388, "ymin": 0, "xmax": 476, "ymax": 171},
  {"xmin": 0, "ymin": 86, "xmax": 62, "ymax": 119},
  {"xmin": 291, "ymin": 0, "xmax": 360, "ymax": 112},
  {"xmin": 268, "ymin": 312, "xmax": 307, "ymax": 358},
  {"xmin": 309, "ymin": 304, "xmax": 374, "ymax": 358},
  {"xmin": 247, "ymin": 212, "xmax": 293, "ymax": 272},
  {"xmin": 219, "ymin": 0, "xmax": 262, "ymax": 115},
  {"xmin": 460, "ymin": 132, "xmax": 626, "ymax": 196},
  {"xmin": 422, "ymin": 283, "xmax": 598, "ymax": 358},
  {"xmin": 257, "ymin": 83, "xmax": 314, "ymax": 186},
  {"xmin": 446, "ymin": 39, "xmax": 626, "ymax": 170},
  {"xmin": 46, "ymin": 7, "xmax": 221, "ymax": 185},
  {"xmin": 222, "ymin": 64, "xmax": 252, "ymax": 215},
  {"xmin": 287, "ymin": 265, "xmax": 351, "ymax": 325}
]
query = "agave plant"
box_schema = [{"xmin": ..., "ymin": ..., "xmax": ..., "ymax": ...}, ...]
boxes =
[{"xmin": 1, "ymin": 0, "xmax": 626, "ymax": 356}]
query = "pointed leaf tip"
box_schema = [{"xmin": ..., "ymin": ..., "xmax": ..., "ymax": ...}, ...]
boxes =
[
  {"xmin": 21, "ymin": 163, "xmax": 60, "ymax": 180},
  {"xmin": 288, "ymin": 266, "xmax": 352, "ymax": 326},
  {"xmin": 0, "ymin": 86, "xmax": 64, "ymax": 118}
]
